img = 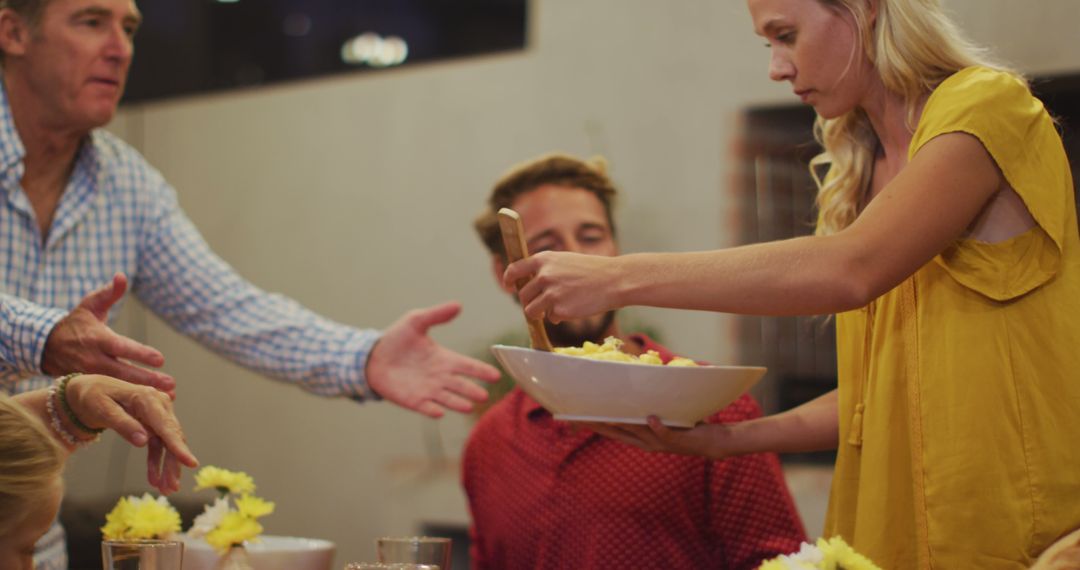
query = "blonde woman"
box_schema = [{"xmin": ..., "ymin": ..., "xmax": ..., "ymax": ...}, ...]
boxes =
[
  {"xmin": 1, "ymin": 375, "xmax": 198, "ymax": 569},
  {"xmin": 503, "ymin": 0, "xmax": 1080, "ymax": 567}
]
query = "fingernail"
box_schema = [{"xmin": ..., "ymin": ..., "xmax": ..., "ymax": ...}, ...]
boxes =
[{"xmin": 132, "ymin": 432, "xmax": 148, "ymax": 445}]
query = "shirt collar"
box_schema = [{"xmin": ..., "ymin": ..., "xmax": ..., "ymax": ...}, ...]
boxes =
[
  {"xmin": 0, "ymin": 78, "xmax": 103, "ymax": 210},
  {"xmin": 0, "ymin": 80, "xmax": 27, "ymax": 178}
]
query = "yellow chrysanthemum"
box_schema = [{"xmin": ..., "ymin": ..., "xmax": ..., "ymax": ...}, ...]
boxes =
[
  {"xmin": 235, "ymin": 494, "xmax": 275, "ymax": 519},
  {"xmin": 817, "ymin": 536, "xmax": 882, "ymax": 570},
  {"xmin": 101, "ymin": 497, "xmax": 134, "ymax": 540},
  {"xmin": 100, "ymin": 494, "xmax": 181, "ymax": 540},
  {"xmin": 205, "ymin": 511, "xmax": 263, "ymax": 553},
  {"xmin": 755, "ymin": 537, "xmax": 886, "ymax": 570},
  {"xmin": 128, "ymin": 501, "xmax": 182, "ymax": 539},
  {"xmin": 194, "ymin": 466, "xmax": 256, "ymax": 496}
]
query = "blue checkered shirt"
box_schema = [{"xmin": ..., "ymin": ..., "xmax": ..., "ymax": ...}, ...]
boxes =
[{"xmin": 0, "ymin": 84, "xmax": 381, "ymax": 399}]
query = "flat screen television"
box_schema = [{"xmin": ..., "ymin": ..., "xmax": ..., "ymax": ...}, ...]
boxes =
[{"xmin": 124, "ymin": 0, "xmax": 528, "ymax": 104}]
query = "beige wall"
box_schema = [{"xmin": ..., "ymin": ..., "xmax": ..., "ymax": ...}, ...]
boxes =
[{"xmin": 66, "ymin": 0, "xmax": 1080, "ymax": 565}]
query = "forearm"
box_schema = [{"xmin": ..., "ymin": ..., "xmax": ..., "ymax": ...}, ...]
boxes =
[
  {"xmin": 615, "ymin": 236, "xmax": 872, "ymax": 316},
  {"xmin": 199, "ymin": 298, "xmax": 381, "ymax": 396},
  {"xmin": 136, "ymin": 205, "xmax": 380, "ymax": 398},
  {"xmin": 723, "ymin": 390, "xmax": 839, "ymax": 456},
  {"xmin": 11, "ymin": 389, "xmax": 49, "ymax": 427},
  {"xmin": 149, "ymin": 282, "xmax": 380, "ymax": 397},
  {"xmin": 11, "ymin": 388, "xmax": 81, "ymax": 454}
]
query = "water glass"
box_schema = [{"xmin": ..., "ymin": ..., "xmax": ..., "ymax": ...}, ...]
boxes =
[
  {"xmin": 375, "ymin": 536, "xmax": 451, "ymax": 570},
  {"xmin": 345, "ymin": 564, "xmax": 439, "ymax": 570},
  {"xmin": 102, "ymin": 539, "xmax": 183, "ymax": 570}
]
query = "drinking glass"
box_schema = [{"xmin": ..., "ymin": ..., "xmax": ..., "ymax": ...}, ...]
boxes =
[
  {"xmin": 102, "ymin": 539, "xmax": 183, "ymax": 570},
  {"xmin": 344, "ymin": 564, "xmax": 439, "ymax": 570},
  {"xmin": 375, "ymin": 536, "xmax": 451, "ymax": 570}
]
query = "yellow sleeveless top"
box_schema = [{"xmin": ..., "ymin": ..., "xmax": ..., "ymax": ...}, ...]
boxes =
[{"xmin": 823, "ymin": 67, "xmax": 1080, "ymax": 569}]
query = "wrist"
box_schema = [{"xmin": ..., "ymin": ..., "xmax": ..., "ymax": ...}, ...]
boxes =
[
  {"xmin": 359, "ymin": 338, "xmax": 385, "ymax": 401},
  {"xmin": 610, "ymin": 254, "xmax": 640, "ymax": 309},
  {"xmin": 46, "ymin": 375, "xmax": 100, "ymax": 449},
  {"xmin": 711, "ymin": 418, "xmax": 765, "ymax": 458},
  {"xmin": 58, "ymin": 374, "xmax": 106, "ymax": 436}
]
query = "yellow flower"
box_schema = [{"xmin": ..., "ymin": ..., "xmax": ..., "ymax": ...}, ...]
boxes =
[
  {"xmin": 102, "ymin": 497, "xmax": 134, "ymax": 540},
  {"xmin": 817, "ymin": 536, "xmax": 882, "ymax": 570},
  {"xmin": 205, "ymin": 511, "xmax": 263, "ymax": 553},
  {"xmin": 100, "ymin": 494, "xmax": 181, "ymax": 540},
  {"xmin": 755, "ymin": 537, "xmax": 886, "ymax": 570},
  {"xmin": 194, "ymin": 466, "xmax": 256, "ymax": 496},
  {"xmin": 235, "ymin": 494, "xmax": 275, "ymax": 519}
]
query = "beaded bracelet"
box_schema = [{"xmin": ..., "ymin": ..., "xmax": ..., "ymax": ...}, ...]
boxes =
[
  {"xmin": 45, "ymin": 382, "xmax": 96, "ymax": 448},
  {"xmin": 57, "ymin": 373, "xmax": 105, "ymax": 436}
]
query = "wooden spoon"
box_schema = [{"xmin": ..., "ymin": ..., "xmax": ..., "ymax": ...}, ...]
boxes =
[{"xmin": 497, "ymin": 207, "xmax": 554, "ymax": 352}]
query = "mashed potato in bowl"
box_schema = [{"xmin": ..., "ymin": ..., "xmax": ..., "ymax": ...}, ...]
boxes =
[
  {"xmin": 491, "ymin": 341, "xmax": 766, "ymax": 427},
  {"xmin": 553, "ymin": 336, "xmax": 698, "ymax": 367}
]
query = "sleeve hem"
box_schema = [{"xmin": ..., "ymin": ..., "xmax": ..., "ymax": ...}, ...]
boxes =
[
  {"xmin": 343, "ymin": 330, "xmax": 383, "ymax": 402},
  {"xmin": 0, "ymin": 298, "xmax": 66, "ymax": 374}
]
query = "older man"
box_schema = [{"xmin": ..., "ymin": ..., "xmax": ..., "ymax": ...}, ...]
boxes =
[
  {"xmin": 0, "ymin": 1, "xmax": 499, "ymax": 567},
  {"xmin": 464, "ymin": 153, "xmax": 807, "ymax": 570}
]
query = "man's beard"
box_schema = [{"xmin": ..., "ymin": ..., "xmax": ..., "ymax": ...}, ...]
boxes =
[{"xmin": 543, "ymin": 311, "xmax": 617, "ymax": 348}]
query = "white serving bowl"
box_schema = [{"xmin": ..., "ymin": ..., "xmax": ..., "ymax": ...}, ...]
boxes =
[
  {"xmin": 181, "ymin": 535, "xmax": 335, "ymax": 570},
  {"xmin": 491, "ymin": 345, "xmax": 766, "ymax": 428}
]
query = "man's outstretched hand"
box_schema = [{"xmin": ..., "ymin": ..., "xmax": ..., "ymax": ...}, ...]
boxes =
[
  {"xmin": 42, "ymin": 274, "xmax": 175, "ymax": 395},
  {"xmin": 366, "ymin": 302, "xmax": 500, "ymax": 418}
]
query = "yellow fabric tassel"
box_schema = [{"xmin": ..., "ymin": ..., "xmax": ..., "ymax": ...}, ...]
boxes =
[{"xmin": 848, "ymin": 403, "xmax": 865, "ymax": 447}]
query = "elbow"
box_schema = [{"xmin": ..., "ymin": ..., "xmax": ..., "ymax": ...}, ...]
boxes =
[
  {"xmin": 830, "ymin": 254, "xmax": 885, "ymax": 312},
  {"xmin": 832, "ymin": 278, "xmax": 875, "ymax": 312},
  {"xmin": 818, "ymin": 231, "xmax": 911, "ymax": 312}
]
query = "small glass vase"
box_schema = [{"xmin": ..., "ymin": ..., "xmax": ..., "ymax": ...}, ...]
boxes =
[
  {"xmin": 215, "ymin": 545, "xmax": 254, "ymax": 570},
  {"xmin": 102, "ymin": 539, "xmax": 183, "ymax": 570}
]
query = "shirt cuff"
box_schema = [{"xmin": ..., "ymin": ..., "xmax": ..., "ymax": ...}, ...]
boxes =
[
  {"xmin": 342, "ymin": 329, "xmax": 383, "ymax": 402},
  {"xmin": 0, "ymin": 299, "xmax": 66, "ymax": 375}
]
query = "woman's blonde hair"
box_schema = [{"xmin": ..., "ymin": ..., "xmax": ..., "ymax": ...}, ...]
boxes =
[
  {"xmin": 811, "ymin": 0, "xmax": 1016, "ymax": 235},
  {"xmin": 0, "ymin": 395, "xmax": 64, "ymax": 535}
]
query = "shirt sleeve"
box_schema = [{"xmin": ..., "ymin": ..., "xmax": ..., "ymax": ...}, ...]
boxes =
[
  {"xmin": 707, "ymin": 395, "xmax": 808, "ymax": 569},
  {"xmin": 468, "ymin": 517, "xmax": 491, "ymax": 570},
  {"xmin": 461, "ymin": 436, "xmax": 492, "ymax": 570},
  {"xmin": 913, "ymin": 66, "xmax": 1070, "ymax": 300},
  {"xmin": 0, "ymin": 292, "xmax": 66, "ymax": 381},
  {"xmin": 130, "ymin": 176, "xmax": 381, "ymax": 400}
]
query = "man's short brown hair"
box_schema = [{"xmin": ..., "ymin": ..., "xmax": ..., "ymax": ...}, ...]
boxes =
[
  {"xmin": 0, "ymin": 0, "xmax": 50, "ymax": 64},
  {"xmin": 0, "ymin": 0, "xmax": 48, "ymax": 27},
  {"xmin": 474, "ymin": 153, "xmax": 618, "ymax": 260}
]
